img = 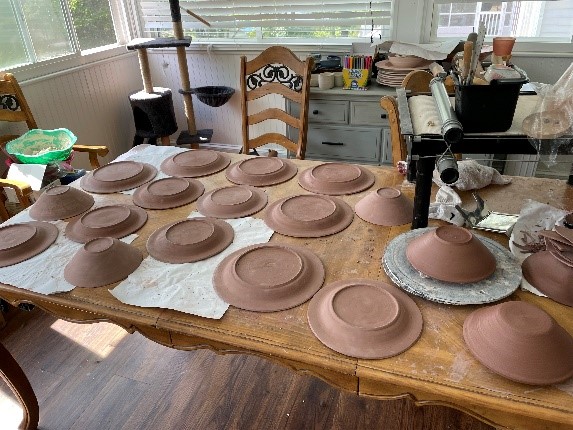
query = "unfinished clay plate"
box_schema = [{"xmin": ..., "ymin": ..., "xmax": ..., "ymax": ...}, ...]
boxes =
[
  {"xmin": 160, "ymin": 149, "xmax": 230, "ymax": 177},
  {"xmin": 196, "ymin": 185, "xmax": 267, "ymax": 218},
  {"xmin": 354, "ymin": 187, "xmax": 413, "ymax": 226},
  {"xmin": 308, "ymin": 278, "xmax": 423, "ymax": 359},
  {"xmin": 463, "ymin": 301, "xmax": 573, "ymax": 385},
  {"xmin": 264, "ymin": 194, "xmax": 354, "ymax": 238},
  {"xmin": 298, "ymin": 162, "xmax": 375, "ymax": 195},
  {"xmin": 0, "ymin": 221, "xmax": 58, "ymax": 267},
  {"xmin": 147, "ymin": 217, "xmax": 234, "ymax": 263},
  {"xmin": 29, "ymin": 185, "xmax": 94, "ymax": 221},
  {"xmin": 64, "ymin": 237, "xmax": 143, "ymax": 288},
  {"xmin": 522, "ymin": 250, "xmax": 573, "ymax": 306},
  {"xmin": 65, "ymin": 204, "xmax": 148, "ymax": 243},
  {"xmin": 226, "ymin": 157, "xmax": 297, "ymax": 187},
  {"xmin": 213, "ymin": 243, "xmax": 325, "ymax": 312},
  {"xmin": 80, "ymin": 161, "xmax": 157, "ymax": 193},
  {"xmin": 133, "ymin": 177, "xmax": 205, "ymax": 210}
]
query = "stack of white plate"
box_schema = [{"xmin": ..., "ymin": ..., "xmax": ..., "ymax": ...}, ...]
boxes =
[{"xmin": 375, "ymin": 58, "xmax": 432, "ymax": 88}]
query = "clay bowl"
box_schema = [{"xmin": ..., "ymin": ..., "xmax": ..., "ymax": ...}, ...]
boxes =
[
  {"xmin": 307, "ymin": 278, "xmax": 423, "ymax": 359},
  {"xmin": 522, "ymin": 250, "xmax": 573, "ymax": 306},
  {"xmin": 213, "ymin": 243, "xmax": 325, "ymax": 312},
  {"xmin": 80, "ymin": 161, "xmax": 157, "ymax": 193},
  {"xmin": 133, "ymin": 177, "xmax": 205, "ymax": 210},
  {"xmin": 264, "ymin": 194, "xmax": 354, "ymax": 238},
  {"xmin": 354, "ymin": 187, "xmax": 413, "ymax": 226},
  {"xmin": 406, "ymin": 225, "xmax": 496, "ymax": 283},
  {"xmin": 147, "ymin": 217, "xmax": 234, "ymax": 264},
  {"xmin": 226, "ymin": 157, "xmax": 297, "ymax": 187},
  {"xmin": 64, "ymin": 237, "xmax": 143, "ymax": 288},
  {"xmin": 463, "ymin": 301, "xmax": 573, "ymax": 385},
  {"xmin": 388, "ymin": 55, "xmax": 427, "ymax": 68},
  {"xmin": 65, "ymin": 204, "xmax": 148, "ymax": 243},
  {"xmin": 0, "ymin": 221, "xmax": 59, "ymax": 267},
  {"xmin": 160, "ymin": 149, "xmax": 230, "ymax": 178},
  {"xmin": 196, "ymin": 185, "xmax": 267, "ymax": 219},
  {"xmin": 29, "ymin": 185, "xmax": 94, "ymax": 221},
  {"xmin": 298, "ymin": 162, "xmax": 375, "ymax": 195}
]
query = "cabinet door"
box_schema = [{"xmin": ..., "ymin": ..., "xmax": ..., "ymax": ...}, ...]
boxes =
[
  {"xmin": 305, "ymin": 126, "xmax": 381, "ymax": 164},
  {"xmin": 350, "ymin": 101, "xmax": 390, "ymax": 126}
]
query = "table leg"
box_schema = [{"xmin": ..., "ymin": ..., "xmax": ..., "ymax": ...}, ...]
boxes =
[{"xmin": 412, "ymin": 156, "xmax": 436, "ymax": 229}]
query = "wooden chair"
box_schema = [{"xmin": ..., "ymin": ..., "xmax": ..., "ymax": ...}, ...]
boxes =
[{"xmin": 240, "ymin": 46, "xmax": 314, "ymax": 160}]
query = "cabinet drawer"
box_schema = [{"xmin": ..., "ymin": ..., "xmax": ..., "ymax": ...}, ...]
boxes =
[
  {"xmin": 350, "ymin": 101, "xmax": 389, "ymax": 126},
  {"xmin": 288, "ymin": 100, "xmax": 348, "ymax": 125},
  {"xmin": 306, "ymin": 126, "xmax": 381, "ymax": 163}
]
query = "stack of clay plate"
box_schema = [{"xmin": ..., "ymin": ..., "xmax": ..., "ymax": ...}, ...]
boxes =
[
  {"xmin": 133, "ymin": 177, "xmax": 204, "ymax": 210},
  {"xmin": 80, "ymin": 161, "xmax": 157, "ymax": 193},
  {"xmin": 29, "ymin": 185, "xmax": 94, "ymax": 221},
  {"xmin": 0, "ymin": 221, "xmax": 58, "ymax": 267},
  {"xmin": 197, "ymin": 185, "xmax": 267, "ymax": 218},
  {"xmin": 298, "ymin": 162, "xmax": 374, "ymax": 195},
  {"xmin": 354, "ymin": 187, "xmax": 413, "ymax": 226},
  {"xmin": 226, "ymin": 157, "xmax": 297, "ymax": 187},
  {"xmin": 160, "ymin": 149, "xmax": 230, "ymax": 178},
  {"xmin": 375, "ymin": 56, "xmax": 432, "ymax": 88}
]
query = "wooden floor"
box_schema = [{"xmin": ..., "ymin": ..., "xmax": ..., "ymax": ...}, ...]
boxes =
[{"xmin": 0, "ymin": 307, "xmax": 494, "ymax": 430}]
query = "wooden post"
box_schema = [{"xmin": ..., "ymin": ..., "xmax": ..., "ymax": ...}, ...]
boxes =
[{"xmin": 136, "ymin": 49, "xmax": 154, "ymax": 94}]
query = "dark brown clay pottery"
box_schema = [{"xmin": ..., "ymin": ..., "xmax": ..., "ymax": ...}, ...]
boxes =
[
  {"xmin": 307, "ymin": 278, "xmax": 423, "ymax": 359},
  {"xmin": 225, "ymin": 157, "xmax": 297, "ymax": 187},
  {"xmin": 147, "ymin": 217, "xmax": 234, "ymax": 264},
  {"xmin": 298, "ymin": 162, "xmax": 375, "ymax": 195},
  {"xmin": 556, "ymin": 225, "xmax": 573, "ymax": 244},
  {"xmin": 354, "ymin": 187, "xmax": 413, "ymax": 226},
  {"xmin": 64, "ymin": 237, "xmax": 143, "ymax": 288},
  {"xmin": 522, "ymin": 250, "xmax": 573, "ymax": 306},
  {"xmin": 463, "ymin": 301, "xmax": 573, "ymax": 385},
  {"xmin": 213, "ymin": 243, "xmax": 325, "ymax": 312},
  {"xmin": 133, "ymin": 177, "xmax": 204, "ymax": 210},
  {"xmin": 196, "ymin": 185, "xmax": 267, "ymax": 219},
  {"xmin": 160, "ymin": 149, "xmax": 230, "ymax": 177},
  {"xmin": 0, "ymin": 221, "xmax": 59, "ymax": 267},
  {"xmin": 406, "ymin": 225, "xmax": 496, "ymax": 283},
  {"xmin": 29, "ymin": 185, "xmax": 94, "ymax": 221},
  {"xmin": 80, "ymin": 161, "xmax": 157, "ymax": 193}
]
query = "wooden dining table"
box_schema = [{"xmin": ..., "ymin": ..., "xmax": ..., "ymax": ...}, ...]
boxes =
[{"xmin": 1, "ymin": 148, "xmax": 572, "ymax": 430}]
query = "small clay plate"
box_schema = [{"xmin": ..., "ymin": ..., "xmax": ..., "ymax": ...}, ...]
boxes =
[
  {"xmin": 522, "ymin": 250, "xmax": 573, "ymax": 306},
  {"xmin": 308, "ymin": 278, "xmax": 423, "ymax": 359},
  {"xmin": 147, "ymin": 217, "xmax": 234, "ymax": 264},
  {"xmin": 133, "ymin": 177, "xmax": 205, "ymax": 210},
  {"xmin": 355, "ymin": 187, "xmax": 413, "ymax": 226},
  {"xmin": 555, "ymin": 225, "xmax": 573, "ymax": 244},
  {"xmin": 80, "ymin": 161, "xmax": 157, "ymax": 193},
  {"xmin": 160, "ymin": 149, "xmax": 231, "ymax": 177},
  {"xmin": 196, "ymin": 185, "xmax": 267, "ymax": 219},
  {"xmin": 463, "ymin": 301, "xmax": 573, "ymax": 385},
  {"xmin": 65, "ymin": 204, "xmax": 148, "ymax": 243},
  {"xmin": 225, "ymin": 157, "xmax": 297, "ymax": 187},
  {"xmin": 0, "ymin": 221, "xmax": 59, "ymax": 267},
  {"xmin": 213, "ymin": 243, "xmax": 325, "ymax": 312},
  {"xmin": 264, "ymin": 194, "xmax": 354, "ymax": 238},
  {"xmin": 298, "ymin": 162, "xmax": 375, "ymax": 195}
]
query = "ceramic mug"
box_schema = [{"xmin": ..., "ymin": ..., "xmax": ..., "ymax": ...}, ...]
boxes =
[
  {"xmin": 333, "ymin": 72, "xmax": 344, "ymax": 87},
  {"xmin": 318, "ymin": 73, "xmax": 334, "ymax": 90}
]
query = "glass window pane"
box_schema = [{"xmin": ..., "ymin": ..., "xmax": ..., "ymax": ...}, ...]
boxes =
[
  {"xmin": 69, "ymin": 0, "xmax": 117, "ymax": 50},
  {"xmin": 0, "ymin": 4, "xmax": 30, "ymax": 69}
]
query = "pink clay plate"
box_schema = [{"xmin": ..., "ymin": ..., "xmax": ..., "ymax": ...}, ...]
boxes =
[
  {"xmin": 80, "ymin": 161, "xmax": 157, "ymax": 193},
  {"xmin": 133, "ymin": 177, "xmax": 205, "ymax": 210},
  {"xmin": 298, "ymin": 162, "xmax": 375, "ymax": 195},
  {"xmin": 522, "ymin": 250, "xmax": 573, "ymax": 306},
  {"xmin": 197, "ymin": 185, "xmax": 267, "ymax": 219},
  {"xmin": 29, "ymin": 185, "xmax": 94, "ymax": 221},
  {"xmin": 354, "ymin": 187, "xmax": 413, "ymax": 226},
  {"xmin": 226, "ymin": 157, "xmax": 297, "ymax": 187},
  {"xmin": 375, "ymin": 59, "xmax": 433, "ymax": 71},
  {"xmin": 0, "ymin": 221, "xmax": 59, "ymax": 267},
  {"xmin": 160, "ymin": 149, "xmax": 230, "ymax": 178}
]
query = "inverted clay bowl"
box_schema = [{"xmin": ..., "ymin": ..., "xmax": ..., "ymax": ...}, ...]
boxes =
[
  {"xmin": 133, "ymin": 177, "xmax": 205, "ymax": 210},
  {"xmin": 80, "ymin": 161, "xmax": 157, "ymax": 193},
  {"xmin": 29, "ymin": 185, "xmax": 94, "ymax": 221},
  {"xmin": 522, "ymin": 250, "xmax": 573, "ymax": 306},
  {"xmin": 0, "ymin": 221, "xmax": 59, "ymax": 267},
  {"xmin": 354, "ymin": 187, "xmax": 413, "ymax": 226}
]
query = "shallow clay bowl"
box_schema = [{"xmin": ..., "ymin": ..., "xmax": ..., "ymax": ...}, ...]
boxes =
[
  {"xmin": 463, "ymin": 301, "xmax": 573, "ymax": 385},
  {"xmin": 65, "ymin": 204, "xmax": 148, "ymax": 243},
  {"xmin": 160, "ymin": 149, "xmax": 230, "ymax": 178},
  {"xmin": 29, "ymin": 185, "xmax": 94, "ymax": 221},
  {"xmin": 307, "ymin": 278, "xmax": 423, "ymax": 359},
  {"xmin": 354, "ymin": 187, "xmax": 413, "ymax": 226},
  {"xmin": 80, "ymin": 161, "xmax": 157, "ymax": 193},
  {"xmin": 0, "ymin": 221, "xmax": 59, "ymax": 267},
  {"xmin": 406, "ymin": 225, "xmax": 496, "ymax": 283},
  {"xmin": 213, "ymin": 243, "xmax": 325, "ymax": 312},
  {"xmin": 133, "ymin": 177, "xmax": 204, "ymax": 210},
  {"xmin": 196, "ymin": 185, "xmax": 267, "ymax": 219},
  {"xmin": 147, "ymin": 217, "xmax": 234, "ymax": 264},
  {"xmin": 522, "ymin": 250, "xmax": 573, "ymax": 306},
  {"xmin": 64, "ymin": 237, "xmax": 143, "ymax": 288},
  {"xmin": 388, "ymin": 55, "xmax": 427, "ymax": 68},
  {"xmin": 298, "ymin": 162, "xmax": 375, "ymax": 195},
  {"xmin": 225, "ymin": 157, "xmax": 297, "ymax": 187}
]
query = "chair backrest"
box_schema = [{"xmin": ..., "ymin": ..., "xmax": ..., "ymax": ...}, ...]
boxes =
[
  {"xmin": 240, "ymin": 46, "xmax": 314, "ymax": 160},
  {"xmin": 0, "ymin": 72, "xmax": 38, "ymax": 149}
]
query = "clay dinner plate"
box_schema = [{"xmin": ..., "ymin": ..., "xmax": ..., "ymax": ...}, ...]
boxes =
[
  {"xmin": 298, "ymin": 162, "xmax": 375, "ymax": 195},
  {"xmin": 226, "ymin": 157, "xmax": 297, "ymax": 187},
  {"xmin": 522, "ymin": 250, "xmax": 573, "ymax": 306},
  {"xmin": 147, "ymin": 217, "xmax": 234, "ymax": 264},
  {"xmin": 555, "ymin": 225, "xmax": 573, "ymax": 244},
  {"xmin": 375, "ymin": 59, "xmax": 432, "ymax": 71},
  {"xmin": 197, "ymin": 185, "xmax": 267, "ymax": 218},
  {"xmin": 29, "ymin": 185, "xmax": 94, "ymax": 221},
  {"xmin": 264, "ymin": 194, "xmax": 354, "ymax": 238},
  {"xmin": 213, "ymin": 243, "xmax": 325, "ymax": 312},
  {"xmin": 80, "ymin": 161, "xmax": 157, "ymax": 193},
  {"xmin": 133, "ymin": 177, "xmax": 205, "ymax": 210},
  {"xmin": 307, "ymin": 278, "xmax": 423, "ymax": 359},
  {"xmin": 387, "ymin": 55, "xmax": 428, "ymax": 68},
  {"xmin": 160, "ymin": 149, "xmax": 230, "ymax": 178},
  {"xmin": 0, "ymin": 221, "xmax": 59, "ymax": 267},
  {"xmin": 354, "ymin": 187, "xmax": 413, "ymax": 226}
]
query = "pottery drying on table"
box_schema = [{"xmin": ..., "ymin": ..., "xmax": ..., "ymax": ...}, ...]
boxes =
[
  {"xmin": 522, "ymin": 250, "xmax": 573, "ymax": 306},
  {"xmin": 197, "ymin": 185, "xmax": 267, "ymax": 218},
  {"xmin": 463, "ymin": 301, "xmax": 573, "ymax": 385},
  {"xmin": 226, "ymin": 156, "xmax": 297, "ymax": 187},
  {"xmin": 354, "ymin": 187, "xmax": 413, "ymax": 226},
  {"xmin": 307, "ymin": 278, "xmax": 423, "ymax": 359},
  {"xmin": 0, "ymin": 221, "xmax": 58, "ymax": 267},
  {"xmin": 160, "ymin": 149, "xmax": 230, "ymax": 177},
  {"xmin": 29, "ymin": 185, "xmax": 94, "ymax": 221},
  {"xmin": 213, "ymin": 243, "xmax": 325, "ymax": 312},
  {"xmin": 64, "ymin": 237, "xmax": 143, "ymax": 288},
  {"xmin": 298, "ymin": 162, "xmax": 375, "ymax": 195},
  {"xmin": 264, "ymin": 194, "xmax": 354, "ymax": 238},
  {"xmin": 80, "ymin": 161, "xmax": 157, "ymax": 193},
  {"xmin": 147, "ymin": 217, "xmax": 234, "ymax": 264},
  {"xmin": 133, "ymin": 177, "xmax": 204, "ymax": 210},
  {"xmin": 65, "ymin": 204, "xmax": 148, "ymax": 243}
]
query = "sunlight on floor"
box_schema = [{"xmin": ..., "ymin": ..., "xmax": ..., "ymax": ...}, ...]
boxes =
[{"xmin": 0, "ymin": 389, "xmax": 23, "ymax": 430}]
